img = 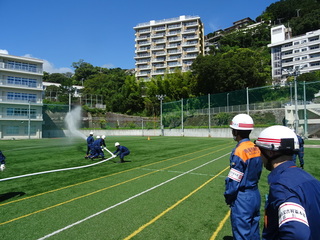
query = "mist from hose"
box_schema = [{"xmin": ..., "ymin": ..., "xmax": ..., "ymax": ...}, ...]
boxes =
[{"xmin": 64, "ymin": 106, "xmax": 87, "ymax": 140}]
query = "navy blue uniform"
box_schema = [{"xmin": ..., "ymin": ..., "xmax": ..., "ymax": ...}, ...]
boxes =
[
  {"xmin": 90, "ymin": 138, "xmax": 106, "ymax": 159},
  {"xmin": 263, "ymin": 161, "xmax": 320, "ymax": 239},
  {"xmin": 86, "ymin": 135, "xmax": 94, "ymax": 155},
  {"xmin": 113, "ymin": 145, "xmax": 130, "ymax": 160},
  {"xmin": 0, "ymin": 151, "xmax": 5, "ymax": 164},
  {"xmin": 224, "ymin": 138, "xmax": 262, "ymax": 239},
  {"xmin": 292, "ymin": 135, "xmax": 304, "ymax": 167}
]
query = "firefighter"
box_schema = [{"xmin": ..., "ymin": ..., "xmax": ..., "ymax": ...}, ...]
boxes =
[
  {"xmin": 89, "ymin": 135, "xmax": 106, "ymax": 159},
  {"xmin": 0, "ymin": 150, "xmax": 6, "ymax": 171},
  {"xmin": 85, "ymin": 131, "xmax": 94, "ymax": 158},
  {"xmin": 113, "ymin": 142, "xmax": 130, "ymax": 163},
  {"xmin": 255, "ymin": 125, "xmax": 320, "ymax": 239},
  {"xmin": 224, "ymin": 114, "xmax": 262, "ymax": 239},
  {"xmin": 292, "ymin": 133, "xmax": 305, "ymax": 169}
]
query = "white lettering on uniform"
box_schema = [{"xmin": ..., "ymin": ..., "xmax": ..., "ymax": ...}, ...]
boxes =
[
  {"xmin": 278, "ymin": 202, "xmax": 309, "ymax": 227},
  {"xmin": 227, "ymin": 168, "xmax": 244, "ymax": 182}
]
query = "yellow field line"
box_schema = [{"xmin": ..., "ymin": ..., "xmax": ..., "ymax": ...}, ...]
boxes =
[
  {"xmin": 0, "ymin": 142, "xmax": 231, "ymax": 207},
  {"xmin": 210, "ymin": 210, "xmax": 231, "ymax": 240},
  {"xmin": 0, "ymin": 146, "xmax": 231, "ymax": 226},
  {"xmin": 123, "ymin": 166, "xmax": 230, "ymax": 240}
]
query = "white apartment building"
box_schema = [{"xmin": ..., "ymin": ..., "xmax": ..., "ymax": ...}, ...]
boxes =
[
  {"xmin": 0, "ymin": 53, "xmax": 44, "ymax": 139},
  {"xmin": 268, "ymin": 25, "xmax": 320, "ymax": 84},
  {"xmin": 134, "ymin": 15, "xmax": 204, "ymax": 80}
]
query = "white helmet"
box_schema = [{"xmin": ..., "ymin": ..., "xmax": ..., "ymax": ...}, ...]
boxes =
[
  {"xmin": 89, "ymin": 131, "xmax": 94, "ymax": 135},
  {"xmin": 96, "ymin": 136, "xmax": 100, "ymax": 139},
  {"xmin": 230, "ymin": 114, "xmax": 254, "ymax": 130},
  {"xmin": 101, "ymin": 135, "xmax": 105, "ymax": 139},
  {"xmin": 255, "ymin": 125, "xmax": 299, "ymax": 151},
  {"xmin": 115, "ymin": 142, "xmax": 120, "ymax": 147}
]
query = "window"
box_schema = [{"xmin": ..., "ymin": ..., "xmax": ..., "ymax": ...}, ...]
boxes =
[
  {"xmin": 6, "ymin": 61, "xmax": 37, "ymax": 72},
  {"xmin": 310, "ymin": 45, "xmax": 320, "ymax": 50},
  {"xmin": 310, "ymin": 53, "xmax": 320, "ymax": 58},
  {"xmin": 7, "ymin": 76, "xmax": 37, "ymax": 87},
  {"xmin": 6, "ymin": 92, "xmax": 37, "ymax": 102},
  {"xmin": 309, "ymin": 36, "xmax": 319, "ymax": 42},
  {"xmin": 310, "ymin": 61, "xmax": 320, "ymax": 66},
  {"xmin": 5, "ymin": 126, "xmax": 19, "ymax": 135}
]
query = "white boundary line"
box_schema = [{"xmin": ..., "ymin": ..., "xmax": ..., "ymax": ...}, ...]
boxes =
[
  {"xmin": 37, "ymin": 152, "xmax": 230, "ymax": 240},
  {"xmin": 0, "ymin": 155, "xmax": 116, "ymax": 182}
]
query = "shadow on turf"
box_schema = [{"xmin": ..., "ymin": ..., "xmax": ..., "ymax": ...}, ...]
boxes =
[
  {"xmin": 223, "ymin": 236, "xmax": 233, "ymax": 240},
  {"xmin": 0, "ymin": 192, "xmax": 25, "ymax": 202}
]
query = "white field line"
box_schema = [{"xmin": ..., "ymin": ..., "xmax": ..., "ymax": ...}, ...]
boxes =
[
  {"xmin": 0, "ymin": 155, "xmax": 116, "ymax": 182},
  {"xmin": 37, "ymin": 152, "xmax": 230, "ymax": 240},
  {"xmin": 140, "ymin": 168, "xmax": 225, "ymax": 177}
]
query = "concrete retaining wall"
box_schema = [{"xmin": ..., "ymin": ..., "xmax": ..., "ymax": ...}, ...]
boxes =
[{"xmin": 78, "ymin": 128, "xmax": 264, "ymax": 139}]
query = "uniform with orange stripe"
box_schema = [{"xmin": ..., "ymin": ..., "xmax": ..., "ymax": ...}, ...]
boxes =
[{"xmin": 224, "ymin": 114, "xmax": 263, "ymax": 240}]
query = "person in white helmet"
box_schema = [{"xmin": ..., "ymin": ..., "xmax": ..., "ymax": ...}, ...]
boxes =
[
  {"xmin": 0, "ymin": 150, "xmax": 6, "ymax": 171},
  {"xmin": 255, "ymin": 125, "xmax": 320, "ymax": 239},
  {"xmin": 89, "ymin": 135, "xmax": 106, "ymax": 159},
  {"xmin": 113, "ymin": 142, "xmax": 130, "ymax": 163},
  {"xmin": 85, "ymin": 131, "xmax": 94, "ymax": 158},
  {"xmin": 224, "ymin": 113, "xmax": 262, "ymax": 240}
]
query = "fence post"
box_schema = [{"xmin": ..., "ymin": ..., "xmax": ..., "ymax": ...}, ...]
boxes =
[
  {"xmin": 246, "ymin": 87, "xmax": 249, "ymax": 114},
  {"xmin": 181, "ymin": 98, "xmax": 184, "ymax": 136},
  {"xmin": 208, "ymin": 93, "xmax": 211, "ymax": 136},
  {"xmin": 303, "ymin": 81, "xmax": 308, "ymax": 139}
]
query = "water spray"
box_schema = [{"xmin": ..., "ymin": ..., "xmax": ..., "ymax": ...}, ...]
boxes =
[{"xmin": 64, "ymin": 106, "xmax": 87, "ymax": 140}]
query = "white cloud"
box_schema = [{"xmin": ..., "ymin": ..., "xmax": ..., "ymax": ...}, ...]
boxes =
[
  {"xmin": 43, "ymin": 59, "xmax": 73, "ymax": 73},
  {"xmin": 22, "ymin": 54, "xmax": 73, "ymax": 73},
  {"xmin": 101, "ymin": 63, "xmax": 115, "ymax": 69},
  {"xmin": 0, "ymin": 49, "xmax": 9, "ymax": 54}
]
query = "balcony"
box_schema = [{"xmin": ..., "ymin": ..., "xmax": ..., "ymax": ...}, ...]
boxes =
[
  {"xmin": 0, "ymin": 63, "xmax": 43, "ymax": 75},
  {"xmin": 134, "ymin": 53, "xmax": 151, "ymax": 59},
  {"xmin": 0, "ymin": 97, "xmax": 43, "ymax": 105},
  {"xmin": 0, "ymin": 113, "xmax": 42, "ymax": 121},
  {"xmin": 184, "ymin": 47, "xmax": 199, "ymax": 53},
  {"xmin": 0, "ymin": 79, "xmax": 43, "ymax": 90},
  {"xmin": 182, "ymin": 54, "xmax": 198, "ymax": 60}
]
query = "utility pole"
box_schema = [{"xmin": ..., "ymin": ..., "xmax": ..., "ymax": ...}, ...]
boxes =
[
  {"xmin": 156, "ymin": 94, "xmax": 166, "ymax": 136},
  {"xmin": 282, "ymin": 66, "xmax": 304, "ymax": 133}
]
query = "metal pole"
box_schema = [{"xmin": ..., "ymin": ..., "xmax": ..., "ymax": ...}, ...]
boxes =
[
  {"xmin": 290, "ymin": 82, "xmax": 293, "ymax": 105},
  {"xmin": 141, "ymin": 118, "xmax": 144, "ymax": 137},
  {"xmin": 303, "ymin": 81, "xmax": 308, "ymax": 139},
  {"xmin": 246, "ymin": 87, "xmax": 249, "ymax": 115},
  {"xmin": 69, "ymin": 93, "xmax": 71, "ymax": 112},
  {"xmin": 227, "ymin": 93, "xmax": 229, "ymax": 112},
  {"xmin": 208, "ymin": 93, "xmax": 211, "ymax": 135},
  {"xmin": 181, "ymin": 98, "xmax": 184, "ymax": 136},
  {"xmin": 294, "ymin": 76, "xmax": 299, "ymax": 133},
  {"xmin": 28, "ymin": 100, "xmax": 31, "ymax": 139},
  {"xmin": 156, "ymin": 95, "xmax": 166, "ymax": 136}
]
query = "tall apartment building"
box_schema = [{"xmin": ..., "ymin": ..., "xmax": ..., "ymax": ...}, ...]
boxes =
[
  {"xmin": 268, "ymin": 25, "xmax": 320, "ymax": 84},
  {"xmin": 134, "ymin": 15, "xmax": 204, "ymax": 80},
  {"xmin": 0, "ymin": 53, "xmax": 44, "ymax": 139}
]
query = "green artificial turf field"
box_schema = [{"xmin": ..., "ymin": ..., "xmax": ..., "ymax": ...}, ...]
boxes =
[{"xmin": 0, "ymin": 136, "xmax": 319, "ymax": 239}]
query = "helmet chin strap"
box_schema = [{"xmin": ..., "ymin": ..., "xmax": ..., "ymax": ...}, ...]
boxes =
[{"xmin": 261, "ymin": 149, "xmax": 282, "ymax": 171}]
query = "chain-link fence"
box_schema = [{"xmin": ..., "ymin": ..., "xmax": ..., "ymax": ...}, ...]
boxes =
[{"xmin": 162, "ymin": 81, "xmax": 320, "ymax": 132}]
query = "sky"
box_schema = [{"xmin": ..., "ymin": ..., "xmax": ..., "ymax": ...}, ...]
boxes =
[{"xmin": 0, "ymin": 0, "xmax": 278, "ymax": 73}]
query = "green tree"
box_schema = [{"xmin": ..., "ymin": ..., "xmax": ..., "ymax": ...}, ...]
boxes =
[
  {"xmin": 72, "ymin": 59, "xmax": 98, "ymax": 84},
  {"xmin": 191, "ymin": 48, "xmax": 271, "ymax": 95}
]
